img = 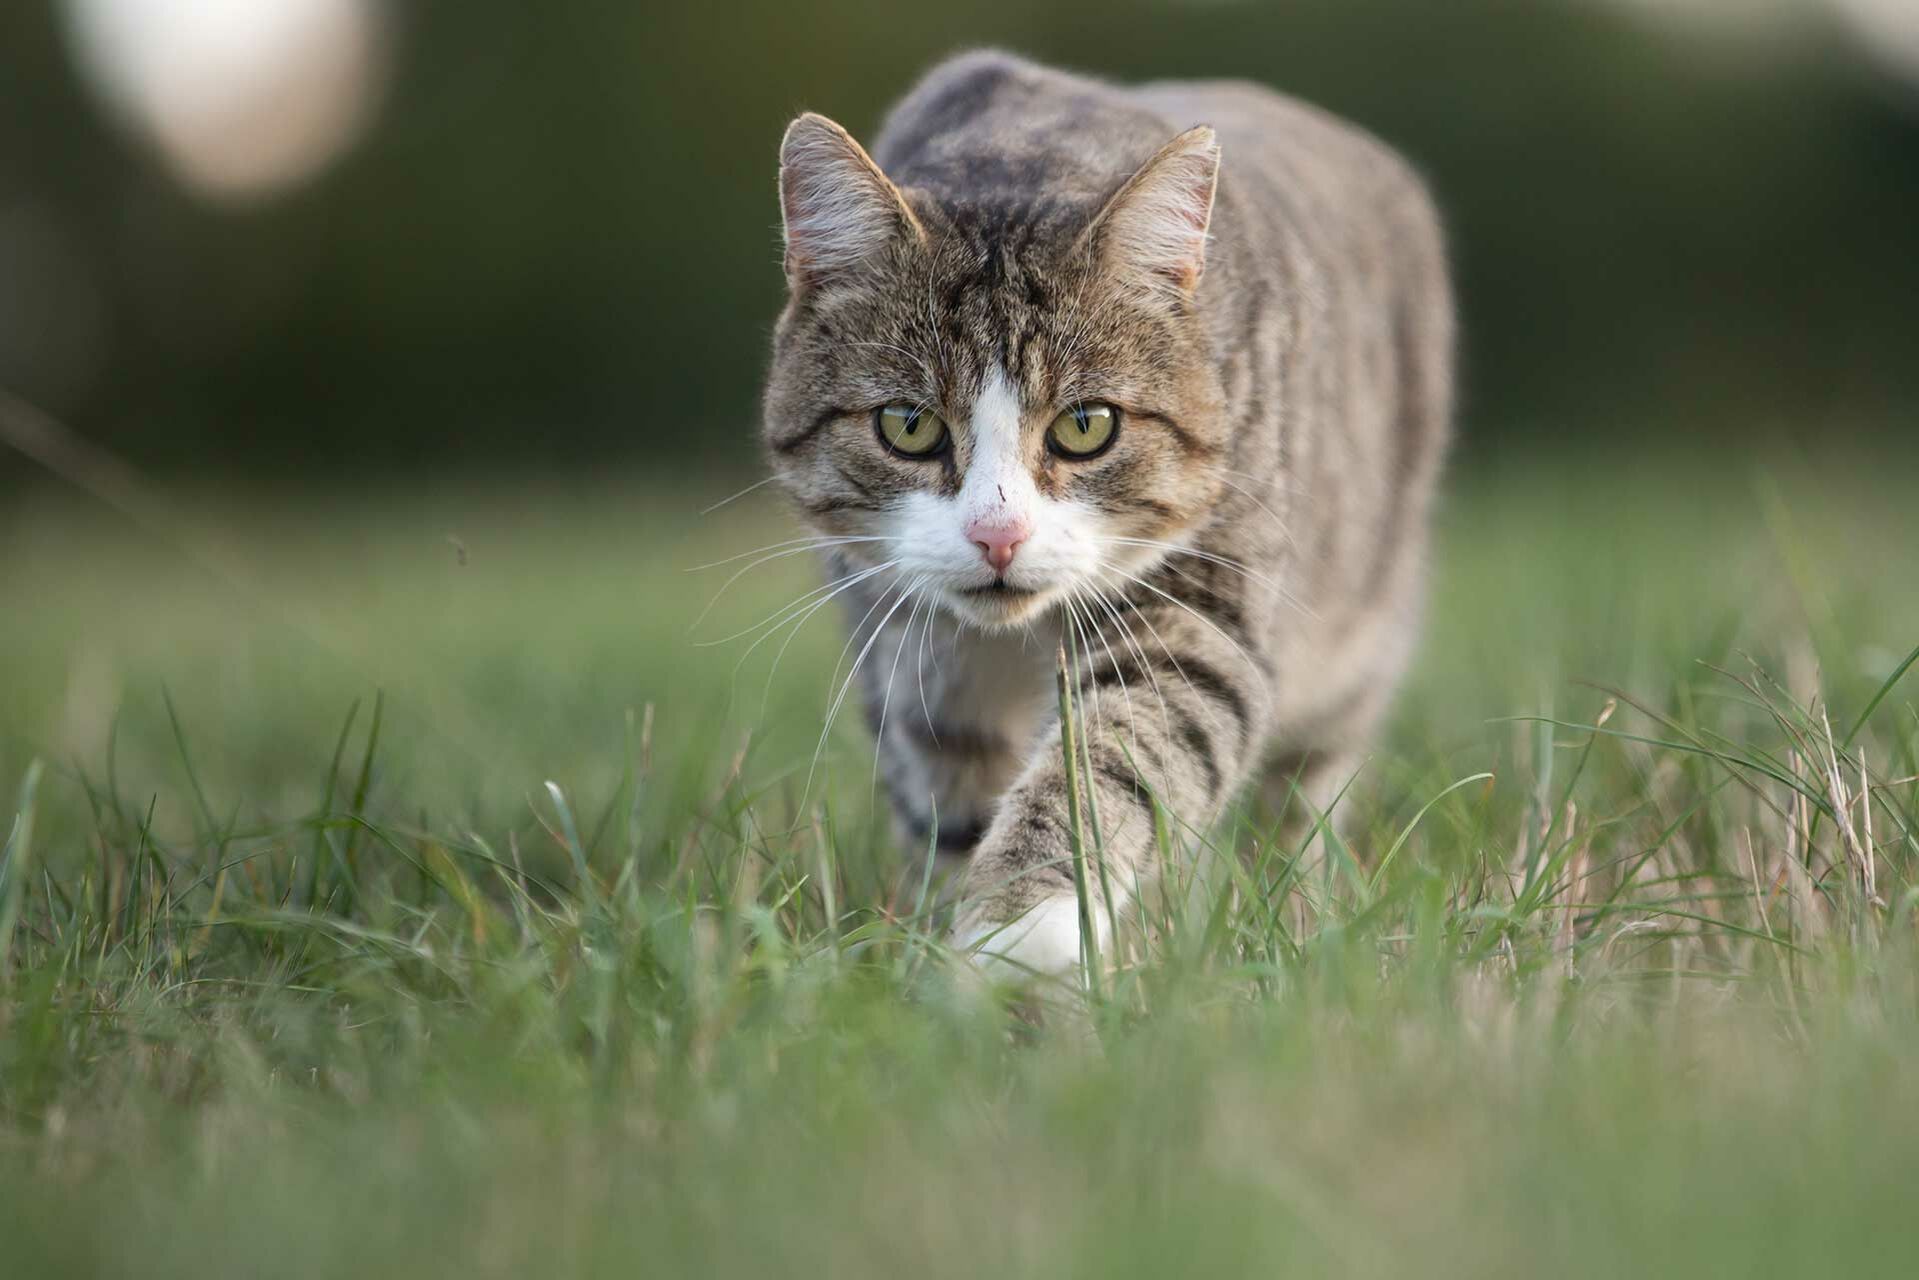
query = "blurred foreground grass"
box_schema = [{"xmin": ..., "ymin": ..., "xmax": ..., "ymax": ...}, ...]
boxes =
[{"xmin": 2, "ymin": 444, "xmax": 1918, "ymax": 1277}]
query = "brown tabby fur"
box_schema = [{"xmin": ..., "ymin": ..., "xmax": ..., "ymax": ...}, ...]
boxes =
[{"xmin": 761, "ymin": 50, "xmax": 1452, "ymax": 969}]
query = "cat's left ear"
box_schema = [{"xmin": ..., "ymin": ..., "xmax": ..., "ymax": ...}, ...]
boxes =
[
  {"xmin": 1083, "ymin": 126, "xmax": 1219, "ymax": 294},
  {"xmin": 778, "ymin": 113, "xmax": 923, "ymax": 287}
]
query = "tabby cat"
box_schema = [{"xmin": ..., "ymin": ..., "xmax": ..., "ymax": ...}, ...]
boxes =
[{"xmin": 761, "ymin": 51, "xmax": 1452, "ymax": 978}]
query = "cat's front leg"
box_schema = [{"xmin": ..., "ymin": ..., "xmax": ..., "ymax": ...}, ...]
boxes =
[
  {"xmin": 953, "ymin": 606, "xmax": 1270, "ymax": 982},
  {"xmin": 950, "ymin": 756, "xmax": 1115, "ymax": 981}
]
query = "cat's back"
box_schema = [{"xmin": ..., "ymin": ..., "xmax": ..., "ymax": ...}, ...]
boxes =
[
  {"xmin": 872, "ymin": 50, "xmax": 1441, "ymax": 263},
  {"xmin": 871, "ymin": 50, "xmax": 1182, "ymax": 215}
]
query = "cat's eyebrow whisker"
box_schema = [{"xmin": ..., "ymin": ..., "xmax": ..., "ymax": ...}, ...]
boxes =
[
  {"xmin": 846, "ymin": 339, "xmax": 938, "ymax": 385},
  {"xmin": 921, "ymin": 285, "xmax": 943, "ymax": 364}
]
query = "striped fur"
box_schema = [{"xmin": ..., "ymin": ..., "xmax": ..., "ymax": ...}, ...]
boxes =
[{"xmin": 762, "ymin": 52, "xmax": 1453, "ymax": 976}]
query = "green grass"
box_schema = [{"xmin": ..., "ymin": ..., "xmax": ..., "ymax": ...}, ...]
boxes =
[{"xmin": 3, "ymin": 447, "xmax": 1918, "ymax": 1277}]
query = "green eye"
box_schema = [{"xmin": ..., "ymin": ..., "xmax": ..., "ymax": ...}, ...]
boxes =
[
  {"xmin": 876, "ymin": 405, "xmax": 949, "ymax": 457},
  {"xmin": 1046, "ymin": 403, "xmax": 1119, "ymax": 458}
]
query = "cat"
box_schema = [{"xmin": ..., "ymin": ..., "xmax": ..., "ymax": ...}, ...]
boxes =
[{"xmin": 761, "ymin": 50, "xmax": 1452, "ymax": 979}]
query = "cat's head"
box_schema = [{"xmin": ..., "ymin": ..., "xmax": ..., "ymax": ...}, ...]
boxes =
[{"xmin": 762, "ymin": 113, "xmax": 1228, "ymax": 631}]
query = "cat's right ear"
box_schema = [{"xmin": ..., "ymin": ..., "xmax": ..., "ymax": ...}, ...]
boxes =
[
  {"xmin": 1081, "ymin": 125, "xmax": 1220, "ymax": 295},
  {"xmin": 778, "ymin": 113, "xmax": 923, "ymax": 288}
]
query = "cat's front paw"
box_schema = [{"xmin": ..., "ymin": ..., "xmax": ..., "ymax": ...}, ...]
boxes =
[{"xmin": 952, "ymin": 894, "xmax": 1099, "ymax": 985}]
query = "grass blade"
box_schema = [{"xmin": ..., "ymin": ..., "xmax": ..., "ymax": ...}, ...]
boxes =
[
  {"xmin": 1844, "ymin": 639, "xmax": 1919, "ymax": 750},
  {"xmin": 0, "ymin": 760, "xmax": 45, "ymax": 985}
]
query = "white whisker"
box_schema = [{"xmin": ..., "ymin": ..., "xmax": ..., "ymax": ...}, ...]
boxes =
[
  {"xmin": 1060, "ymin": 592, "xmax": 1103, "ymax": 733},
  {"xmin": 914, "ymin": 588, "xmax": 940, "ymax": 745},
  {"xmin": 751, "ymin": 560, "xmax": 901, "ymax": 716},
  {"xmin": 700, "ymin": 557, "xmax": 896, "ymax": 649},
  {"xmin": 1105, "ymin": 535, "xmax": 1315, "ymax": 619},
  {"xmin": 1079, "ymin": 581, "xmax": 1163, "ymax": 742},
  {"xmin": 1216, "ymin": 473, "xmax": 1298, "ymax": 551},
  {"xmin": 686, "ymin": 533, "xmax": 885, "ymax": 574},
  {"xmin": 1069, "ymin": 585, "xmax": 1143, "ymax": 753},
  {"xmin": 1096, "ymin": 571, "xmax": 1220, "ymax": 735},
  {"xmin": 1100, "ymin": 563, "xmax": 1273, "ymax": 702},
  {"xmin": 847, "ymin": 339, "xmax": 938, "ymax": 385},
  {"xmin": 872, "ymin": 578, "xmax": 929, "ymax": 790},
  {"xmin": 1224, "ymin": 466, "xmax": 1312, "ymax": 500},
  {"xmin": 810, "ymin": 575, "xmax": 921, "ymax": 795},
  {"xmin": 688, "ymin": 536, "xmax": 893, "ymax": 633},
  {"xmin": 821, "ymin": 571, "xmax": 908, "ymax": 701},
  {"xmin": 698, "ymin": 474, "xmax": 778, "ymax": 515}
]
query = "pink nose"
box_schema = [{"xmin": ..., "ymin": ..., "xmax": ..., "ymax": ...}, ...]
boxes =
[{"xmin": 966, "ymin": 516, "xmax": 1030, "ymax": 574}]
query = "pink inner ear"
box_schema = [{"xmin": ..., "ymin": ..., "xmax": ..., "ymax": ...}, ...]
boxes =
[
  {"xmin": 1173, "ymin": 178, "xmax": 1212, "ymax": 231},
  {"xmin": 1166, "ymin": 189, "xmax": 1210, "ymax": 287},
  {"xmin": 1100, "ymin": 132, "xmax": 1218, "ymax": 293},
  {"xmin": 1150, "ymin": 178, "xmax": 1212, "ymax": 289}
]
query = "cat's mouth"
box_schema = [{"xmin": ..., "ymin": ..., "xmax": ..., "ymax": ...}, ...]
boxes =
[
  {"xmin": 946, "ymin": 577, "xmax": 1051, "ymax": 627},
  {"xmin": 957, "ymin": 579, "xmax": 1040, "ymax": 598},
  {"xmin": 928, "ymin": 579, "xmax": 1051, "ymax": 629}
]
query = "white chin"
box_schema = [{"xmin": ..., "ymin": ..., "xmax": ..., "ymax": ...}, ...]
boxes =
[{"xmin": 941, "ymin": 585, "xmax": 1053, "ymax": 629}]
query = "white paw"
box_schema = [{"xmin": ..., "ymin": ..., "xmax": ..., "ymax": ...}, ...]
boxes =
[{"xmin": 955, "ymin": 896, "xmax": 1106, "ymax": 983}]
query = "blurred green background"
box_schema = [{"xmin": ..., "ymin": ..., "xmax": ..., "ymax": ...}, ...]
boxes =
[
  {"xmin": 2, "ymin": 0, "xmax": 1917, "ymax": 485},
  {"xmin": 5, "ymin": 14, "xmax": 1919, "ymax": 1271}
]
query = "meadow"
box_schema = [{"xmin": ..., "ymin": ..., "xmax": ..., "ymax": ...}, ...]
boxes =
[{"xmin": 2, "ymin": 442, "xmax": 1917, "ymax": 1277}]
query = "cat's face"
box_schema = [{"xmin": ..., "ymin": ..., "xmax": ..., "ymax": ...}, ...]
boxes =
[{"xmin": 763, "ymin": 115, "xmax": 1227, "ymax": 631}]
